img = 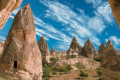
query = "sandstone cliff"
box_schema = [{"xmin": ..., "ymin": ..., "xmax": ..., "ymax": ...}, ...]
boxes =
[
  {"xmin": 38, "ymin": 35, "xmax": 50, "ymax": 64},
  {"xmin": 108, "ymin": 0, "xmax": 120, "ymax": 29},
  {"xmin": 83, "ymin": 39, "xmax": 95, "ymax": 59},
  {"xmin": 1, "ymin": 4, "xmax": 43, "ymax": 80},
  {"xmin": 67, "ymin": 36, "xmax": 83, "ymax": 57},
  {"xmin": 0, "ymin": 0, "xmax": 22, "ymax": 30}
]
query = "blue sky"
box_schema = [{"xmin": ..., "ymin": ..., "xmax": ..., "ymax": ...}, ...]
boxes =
[{"xmin": 0, "ymin": 0, "xmax": 120, "ymax": 51}]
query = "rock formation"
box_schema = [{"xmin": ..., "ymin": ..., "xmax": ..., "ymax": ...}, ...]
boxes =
[
  {"xmin": 0, "ymin": 41, "xmax": 4, "ymax": 54},
  {"xmin": 38, "ymin": 35, "xmax": 50, "ymax": 64},
  {"xmin": 67, "ymin": 36, "xmax": 83, "ymax": 57},
  {"xmin": 83, "ymin": 39, "xmax": 95, "ymax": 59},
  {"xmin": 0, "ymin": 0, "xmax": 23, "ymax": 30},
  {"xmin": 98, "ymin": 42, "xmax": 105, "ymax": 59},
  {"xmin": 108, "ymin": 0, "xmax": 120, "ymax": 29},
  {"xmin": 1, "ymin": 4, "xmax": 43, "ymax": 80},
  {"xmin": 51, "ymin": 47, "xmax": 56, "ymax": 56},
  {"xmin": 101, "ymin": 40, "xmax": 120, "ymax": 80}
]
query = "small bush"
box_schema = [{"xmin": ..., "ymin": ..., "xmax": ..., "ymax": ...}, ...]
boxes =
[
  {"xmin": 54, "ymin": 65, "xmax": 72, "ymax": 72},
  {"xmin": 50, "ymin": 58, "xmax": 58, "ymax": 63},
  {"xmin": 79, "ymin": 70, "xmax": 88, "ymax": 77},
  {"xmin": 96, "ymin": 67, "xmax": 102, "ymax": 76},
  {"xmin": 98, "ymin": 77, "xmax": 102, "ymax": 80},
  {"xmin": 75, "ymin": 62, "xmax": 85, "ymax": 69},
  {"xmin": 52, "ymin": 71, "xmax": 57, "ymax": 75}
]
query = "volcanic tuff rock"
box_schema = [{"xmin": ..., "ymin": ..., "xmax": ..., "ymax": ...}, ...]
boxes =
[
  {"xmin": 51, "ymin": 47, "xmax": 56, "ymax": 56},
  {"xmin": 1, "ymin": 4, "xmax": 43, "ymax": 80},
  {"xmin": 0, "ymin": 0, "xmax": 22, "ymax": 30},
  {"xmin": 0, "ymin": 41, "xmax": 4, "ymax": 54},
  {"xmin": 101, "ymin": 40, "xmax": 120, "ymax": 80},
  {"xmin": 108, "ymin": 0, "xmax": 120, "ymax": 29},
  {"xmin": 83, "ymin": 39, "xmax": 95, "ymax": 59},
  {"xmin": 67, "ymin": 36, "xmax": 83, "ymax": 57},
  {"xmin": 98, "ymin": 42, "xmax": 105, "ymax": 58},
  {"xmin": 38, "ymin": 35, "xmax": 50, "ymax": 64}
]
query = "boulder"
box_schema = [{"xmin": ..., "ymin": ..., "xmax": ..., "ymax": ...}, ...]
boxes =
[
  {"xmin": 67, "ymin": 36, "xmax": 83, "ymax": 57},
  {"xmin": 38, "ymin": 35, "xmax": 50, "ymax": 64},
  {"xmin": 1, "ymin": 4, "xmax": 43, "ymax": 80},
  {"xmin": 0, "ymin": 0, "xmax": 22, "ymax": 30},
  {"xmin": 83, "ymin": 39, "xmax": 95, "ymax": 59}
]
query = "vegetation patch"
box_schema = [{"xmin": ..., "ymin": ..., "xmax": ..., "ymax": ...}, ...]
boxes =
[
  {"xmin": 96, "ymin": 67, "xmax": 102, "ymax": 76},
  {"xmin": 54, "ymin": 65, "xmax": 72, "ymax": 72},
  {"xmin": 79, "ymin": 70, "xmax": 88, "ymax": 77},
  {"xmin": 75, "ymin": 62, "xmax": 85, "ymax": 70}
]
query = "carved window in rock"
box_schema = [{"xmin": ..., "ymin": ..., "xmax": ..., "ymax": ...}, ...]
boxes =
[{"xmin": 14, "ymin": 61, "xmax": 17, "ymax": 68}]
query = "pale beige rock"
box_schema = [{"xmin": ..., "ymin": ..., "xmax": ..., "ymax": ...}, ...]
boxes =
[
  {"xmin": 0, "ymin": 0, "xmax": 22, "ymax": 30},
  {"xmin": 56, "ymin": 56, "xmax": 100, "ymax": 70},
  {"xmin": 38, "ymin": 35, "xmax": 50, "ymax": 64},
  {"xmin": 0, "ymin": 41, "xmax": 4, "ymax": 54},
  {"xmin": 83, "ymin": 39, "xmax": 95, "ymax": 59},
  {"xmin": 108, "ymin": 0, "xmax": 120, "ymax": 29},
  {"xmin": 101, "ymin": 40, "xmax": 120, "ymax": 80},
  {"xmin": 1, "ymin": 4, "xmax": 43, "ymax": 80},
  {"xmin": 67, "ymin": 36, "xmax": 83, "ymax": 57}
]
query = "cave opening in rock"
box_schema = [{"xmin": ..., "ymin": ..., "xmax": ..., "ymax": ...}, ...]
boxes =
[{"xmin": 14, "ymin": 61, "xmax": 17, "ymax": 68}]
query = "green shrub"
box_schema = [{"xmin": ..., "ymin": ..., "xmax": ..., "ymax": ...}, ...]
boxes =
[
  {"xmin": 96, "ymin": 67, "xmax": 102, "ymax": 76},
  {"xmin": 97, "ymin": 70, "xmax": 102, "ymax": 76},
  {"xmin": 98, "ymin": 77, "xmax": 102, "ymax": 80},
  {"xmin": 50, "ymin": 58, "xmax": 58, "ymax": 63},
  {"xmin": 54, "ymin": 65, "xmax": 72, "ymax": 72},
  {"xmin": 79, "ymin": 70, "xmax": 88, "ymax": 77},
  {"xmin": 52, "ymin": 71, "xmax": 57, "ymax": 75},
  {"xmin": 75, "ymin": 62, "xmax": 85, "ymax": 69}
]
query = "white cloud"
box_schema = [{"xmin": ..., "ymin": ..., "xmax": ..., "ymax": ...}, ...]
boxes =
[
  {"xmin": 0, "ymin": 36, "xmax": 6, "ymax": 42},
  {"xmin": 97, "ymin": 2, "xmax": 113, "ymax": 22},
  {"xmin": 40, "ymin": 0, "xmax": 112, "ymax": 48},
  {"xmin": 85, "ymin": 0, "xmax": 103, "ymax": 8}
]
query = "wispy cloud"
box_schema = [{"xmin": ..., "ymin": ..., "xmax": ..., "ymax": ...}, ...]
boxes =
[
  {"xmin": 39, "ymin": 0, "xmax": 114, "ymax": 49},
  {"xmin": 0, "ymin": 36, "xmax": 6, "ymax": 42}
]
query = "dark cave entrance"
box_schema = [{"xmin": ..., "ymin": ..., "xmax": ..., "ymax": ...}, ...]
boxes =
[{"xmin": 14, "ymin": 61, "xmax": 17, "ymax": 68}]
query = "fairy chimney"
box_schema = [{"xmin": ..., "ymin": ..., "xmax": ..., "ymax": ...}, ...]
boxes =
[
  {"xmin": 51, "ymin": 47, "xmax": 56, "ymax": 55},
  {"xmin": 67, "ymin": 36, "xmax": 83, "ymax": 57},
  {"xmin": 1, "ymin": 4, "xmax": 43, "ymax": 80},
  {"xmin": 38, "ymin": 35, "xmax": 50, "ymax": 64},
  {"xmin": 83, "ymin": 39, "xmax": 95, "ymax": 59},
  {"xmin": 98, "ymin": 42, "xmax": 105, "ymax": 58},
  {"xmin": 101, "ymin": 40, "xmax": 120, "ymax": 80}
]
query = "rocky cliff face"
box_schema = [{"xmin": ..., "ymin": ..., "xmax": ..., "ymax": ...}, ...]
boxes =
[
  {"xmin": 0, "ymin": 41, "xmax": 4, "ymax": 54},
  {"xmin": 1, "ymin": 4, "xmax": 43, "ymax": 80},
  {"xmin": 108, "ymin": 0, "xmax": 120, "ymax": 29},
  {"xmin": 83, "ymin": 39, "xmax": 95, "ymax": 59},
  {"xmin": 0, "ymin": 0, "xmax": 22, "ymax": 30},
  {"xmin": 101, "ymin": 40, "xmax": 120, "ymax": 80},
  {"xmin": 67, "ymin": 36, "xmax": 83, "ymax": 57},
  {"xmin": 38, "ymin": 35, "xmax": 50, "ymax": 64},
  {"xmin": 98, "ymin": 42, "xmax": 105, "ymax": 58}
]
